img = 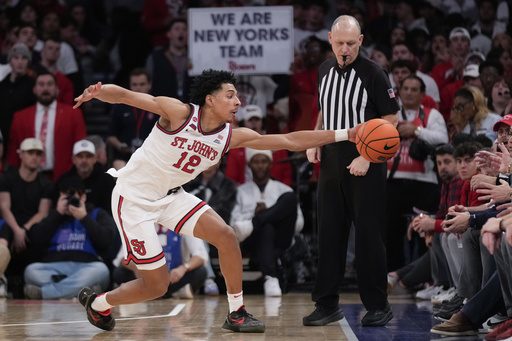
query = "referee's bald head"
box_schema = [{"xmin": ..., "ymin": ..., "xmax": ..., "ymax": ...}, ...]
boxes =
[{"xmin": 331, "ymin": 15, "xmax": 361, "ymax": 35}]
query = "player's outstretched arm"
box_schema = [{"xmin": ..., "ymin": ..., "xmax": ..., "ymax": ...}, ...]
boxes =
[
  {"xmin": 74, "ymin": 82, "xmax": 188, "ymax": 120},
  {"xmin": 230, "ymin": 125, "xmax": 360, "ymax": 151}
]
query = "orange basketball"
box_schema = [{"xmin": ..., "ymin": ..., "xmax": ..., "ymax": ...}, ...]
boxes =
[{"xmin": 356, "ymin": 119, "xmax": 400, "ymax": 163}]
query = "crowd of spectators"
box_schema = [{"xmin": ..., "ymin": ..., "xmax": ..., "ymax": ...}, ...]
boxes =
[{"xmin": 2, "ymin": 1, "xmax": 512, "ymax": 337}]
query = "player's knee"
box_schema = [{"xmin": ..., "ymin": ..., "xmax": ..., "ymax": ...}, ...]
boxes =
[
  {"xmin": 145, "ymin": 279, "xmax": 169, "ymax": 298},
  {"xmin": 211, "ymin": 224, "xmax": 238, "ymax": 249}
]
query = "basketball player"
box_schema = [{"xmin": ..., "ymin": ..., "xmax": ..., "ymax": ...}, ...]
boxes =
[
  {"xmin": 303, "ymin": 15, "xmax": 399, "ymax": 327},
  {"xmin": 73, "ymin": 69, "xmax": 359, "ymax": 333}
]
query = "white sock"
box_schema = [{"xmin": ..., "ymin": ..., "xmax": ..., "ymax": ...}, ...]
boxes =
[
  {"xmin": 227, "ymin": 291, "xmax": 243, "ymax": 313},
  {"xmin": 91, "ymin": 293, "xmax": 113, "ymax": 313}
]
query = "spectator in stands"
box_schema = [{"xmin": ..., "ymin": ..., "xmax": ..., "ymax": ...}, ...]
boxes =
[
  {"xmin": 225, "ymin": 105, "xmax": 292, "ymax": 186},
  {"xmin": 18, "ymin": 3, "xmax": 39, "ymax": 28},
  {"xmin": 107, "ymin": 68, "xmax": 159, "ymax": 170},
  {"xmin": 387, "ymin": 144, "xmax": 462, "ymax": 298},
  {"xmin": 113, "ymin": 224, "xmax": 209, "ymax": 300},
  {"xmin": 431, "ymin": 27, "xmax": 472, "ymax": 92},
  {"xmin": 470, "ymin": 0, "xmax": 507, "ymax": 53},
  {"xmin": 7, "ymin": 72, "xmax": 87, "ymax": 181},
  {"xmin": 394, "ymin": 1, "xmax": 428, "ymax": 34},
  {"xmin": 57, "ymin": 139, "xmax": 116, "ymax": 215},
  {"xmin": 386, "ymin": 75, "xmax": 448, "ymax": 270},
  {"xmin": 0, "ymin": 42, "xmax": 36, "ymax": 148},
  {"xmin": 146, "ymin": 18, "xmax": 192, "ymax": 102},
  {"xmin": 487, "ymin": 46, "xmax": 512, "ymax": 79},
  {"xmin": 390, "ymin": 41, "xmax": 440, "ymax": 106},
  {"xmin": 23, "ymin": 176, "xmax": 115, "ymax": 299},
  {"xmin": 84, "ymin": 135, "xmax": 108, "ymax": 168},
  {"xmin": 479, "ymin": 59, "xmax": 504, "ymax": 101},
  {"xmin": 370, "ymin": 43, "xmax": 391, "ymax": 72},
  {"xmin": 449, "ymin": 86, "xmax": 500, "ymax": 142},
  {"xmin": 390, "ymin": 60, "xmax": 437, "ymax": 109},
  {"xmin": 421, "ymin": 32, "xmax": 450, "ymax": 75},
  {"xmin": 141, "ymin": 0, "xmax": 181, "ymax": 48},
  {"xmin": 15, "ymin": 24, "xmax": 40, "ymax": 66},
  {"xmin": 288, "ymin": 36, "xmax": 331, "ymax": 132},
  {"xmin": 293, "ymin": 1, "xmax": 330, "ymax": 53},
  {"xmin": 0, "ymin": 138, "xmax": 54, "ymax": 297},
  {"xmin": 231, "ymin": 149, "xmax": 304, "ymax": 297},
  {"xmin": 34, "ymin": 37, "xmax": 75, "ymax": 106},
  {"xmin": 488, "ymin": 77, "xmax": 512, "ymax": 116},
  {"xmin": 440, "ymin": 64, "xmax": 483, "ymax": 122}
]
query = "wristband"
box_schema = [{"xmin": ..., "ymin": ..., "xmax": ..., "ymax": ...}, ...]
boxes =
[
  {"xmin": 183, "ymin": 262, "xmax": 191, "ymax": 271},
  {"xmin": 334, "ymin": 129, "xmax": 348, "ymax": 142}
]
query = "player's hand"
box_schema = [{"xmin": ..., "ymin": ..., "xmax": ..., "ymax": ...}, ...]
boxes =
[
  {"xmin": 347, "ymin": 155, "xmax": 370, "ymax": 176},
  {"xmin": 306, "ymin": 147, "xmax": 321, "ymax": 163},
  {"xmin": 74, "ymin": 82, "xmax": 102, "ymax": 109},
  {"xmin": 348, "ymin": 124, "xmax": 362, "ymax": 143}
]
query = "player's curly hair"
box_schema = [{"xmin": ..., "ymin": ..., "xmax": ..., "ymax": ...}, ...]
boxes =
[{"xmin": 189, "ymin": 69, "xmax": 237, "ymax": 107}]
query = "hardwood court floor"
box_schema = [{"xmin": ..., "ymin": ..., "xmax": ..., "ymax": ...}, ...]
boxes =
[{"xmin": 0, "ymin": 291, "xmax": 489, "ymax": 341}]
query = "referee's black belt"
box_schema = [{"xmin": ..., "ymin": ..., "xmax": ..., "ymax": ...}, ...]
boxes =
[{"xmin": 167, "ymin": 187, "xmax": 181, "ymax": 195}]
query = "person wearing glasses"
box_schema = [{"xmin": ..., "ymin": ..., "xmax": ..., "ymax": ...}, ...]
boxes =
[{"xmin": 449, "ymin": 86, "xmax": 501, "ymax": 143}]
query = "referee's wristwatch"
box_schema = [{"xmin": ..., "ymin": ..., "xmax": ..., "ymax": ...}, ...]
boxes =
[{"xmin": 183, "ymin": 262, "xmax": 191, "ymax": 271}]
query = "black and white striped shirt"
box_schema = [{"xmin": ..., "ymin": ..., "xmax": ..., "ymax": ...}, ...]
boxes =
[{"xmin": 317, "ymin": 56, "xmax": 400, "ymax": 130}]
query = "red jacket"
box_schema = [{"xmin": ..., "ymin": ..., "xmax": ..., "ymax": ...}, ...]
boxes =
[{"xmin": 7, "ymin": 102, "xmax": 87, "ymax": 181}]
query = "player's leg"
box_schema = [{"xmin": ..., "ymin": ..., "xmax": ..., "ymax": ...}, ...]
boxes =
[
  {"xmin": 194, "ymin": 209, "xmax": 265, "ymax": 333},
  {"xmin": 193, "ymin": 209, "xmax": 242, "ymax": 294}
]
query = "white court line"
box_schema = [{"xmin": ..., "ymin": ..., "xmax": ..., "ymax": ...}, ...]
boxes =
[
  {"xmin": 0, "ymin": 303, "xmax": 187, "ymax": 327},
  {"xmin": 339, "ymin": 318, "xmax": 359, "ymax": 341}
]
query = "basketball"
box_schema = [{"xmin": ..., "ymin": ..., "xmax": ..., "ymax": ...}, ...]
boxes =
[{"xmin": 356, "ymin": 119, "xmax": 400, "ymax": 163}]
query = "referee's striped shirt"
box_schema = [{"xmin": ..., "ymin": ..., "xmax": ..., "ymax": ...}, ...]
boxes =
[{"xmin": 317, "ymin": 56, "xmax": 400, "ymax": 131}]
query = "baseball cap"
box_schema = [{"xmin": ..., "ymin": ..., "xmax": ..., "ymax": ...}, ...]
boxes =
[
  {"xmin": 73, "ymin": 139, "xmax": 95, "ymax": 156},
  {"xmin": 8, "ymin": 42, "xmax": 32, "ymax": 63},
  {"xmin": 242, "ymin": 105, "xmax": 263, "ymax": 120},
  {"xmin": 463, "ymin": 64, "xmax": 479, "ymax": 78},
  {"xmin": 493, "ymin": 114, "xmax": 512, "ymax": 131},
  {"xmin": 246, "ymin": 148, "xmax": 273, "ymax": 163},
  {"xmin": 465, "ymin": 50, "xmax": 486, "ymax": 65},
  {"xmin": 19, "ymin": 138, "xmax": 43, "ymax": 152},
  {"xmin": 449, "ymin": 27, "xmax": 471, "ymax": 41}
]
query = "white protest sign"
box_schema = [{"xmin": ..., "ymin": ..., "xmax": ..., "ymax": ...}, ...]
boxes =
[{"xmin": 188, "ymin": 6, "xmax": 293, "ymax": 75}]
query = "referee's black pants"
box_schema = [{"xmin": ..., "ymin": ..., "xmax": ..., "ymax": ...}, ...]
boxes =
[{"xmin": 312, "ymin": 141, "xmax": 388, "ymax": 311}]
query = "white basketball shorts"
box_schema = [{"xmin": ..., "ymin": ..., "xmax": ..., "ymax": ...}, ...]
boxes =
[{"xmin": 111, "ymin": 185, "xmax": 210, "ymax": 270}]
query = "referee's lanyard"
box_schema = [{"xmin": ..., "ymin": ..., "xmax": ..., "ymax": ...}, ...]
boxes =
[{"xmin": 132, "ymin": 107, "xmax": 147, "ymax": 139}]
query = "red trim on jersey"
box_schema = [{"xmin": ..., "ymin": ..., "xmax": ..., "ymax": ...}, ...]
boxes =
[
  {"xmin": 221, "ymin": 124, "xmax": 232, "ymax": 157},
  {"xmin": 156, "ymin": 104, "xmax": 194, "ymax": 135},
  {"xmin": 175, "ymin": 201, "xmax": 208, "ymax": 235},
  {"xmin": 117, "ymin": 194, "xmax": 165, "ymax": 266}
]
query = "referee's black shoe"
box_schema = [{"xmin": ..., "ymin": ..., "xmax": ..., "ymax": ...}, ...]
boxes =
[
  {"xmin": 303, "ymin": 304, "xmax": 344, "ymax": 326},
  {"xmin": 361, "ymin": 303, "xmax": 394, "ymax": 326}
]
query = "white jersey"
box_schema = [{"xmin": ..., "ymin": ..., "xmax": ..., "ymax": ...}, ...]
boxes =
[{"xmin": 109, "ymin": 104, "xmax": 232, "ymax": 204}]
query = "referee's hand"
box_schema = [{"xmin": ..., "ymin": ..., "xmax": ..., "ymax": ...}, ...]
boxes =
[{"xmin": 307, "ymin": 147, "xmax": 321, "ymax": 163}]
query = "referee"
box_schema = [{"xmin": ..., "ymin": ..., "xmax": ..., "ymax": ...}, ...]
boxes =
[{"xmin": 303, "ymin": 15, "xmax": 400, "ymax": 327}]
